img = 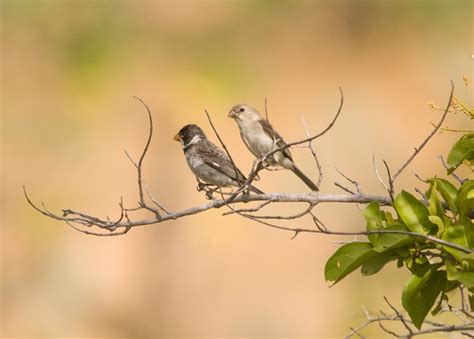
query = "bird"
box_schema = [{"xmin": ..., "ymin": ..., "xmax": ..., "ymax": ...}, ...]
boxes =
[
  {"xmin": 228, "ymin": 104, "xmax": 319, "ymax": 191},
  {"xmin": 173, "ymin": 124, "xmax": 263, "ymax": 195}
]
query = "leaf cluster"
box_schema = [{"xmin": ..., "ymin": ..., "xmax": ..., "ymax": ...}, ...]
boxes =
[{"xmin": 325, "ymin": 154, "xmax": 473, "ymax": 329}]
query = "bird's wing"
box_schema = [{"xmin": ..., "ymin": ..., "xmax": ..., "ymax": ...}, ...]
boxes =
[
  {"xmin": 199, "ymin": 141, "xmax": 247, "ymax": 184},
  {"xmin": 259, "ymin": 119, "xmax": 293, "ymax": 161}
]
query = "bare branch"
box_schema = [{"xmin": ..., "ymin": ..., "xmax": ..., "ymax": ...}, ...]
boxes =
[
  {"xmin": 24, "ymin": 89, "xmax": 474, "ymax": 255},
  {"xmin": 265, "ymin": 87, "xmax": 344, "ymax": 159},
  {"xmin": 334, "ymin": 182, "xmax": 356, "ymax": 195},
  {"xmin": 377, "ymin": 321, "xmax": 401, "ymax": 337},
  {"xmin": 412, "ymin": 167, "xmax": 427, "ymax": 183},
  {"xmin": 372, "ymin": 154, "xmax": 390, "ymax": 193},
  {"xmin": 335, "ymin": 167, "xmax": 362, "ymax": 194},
  {"xmin": 145, "ymin": 183, "xmax": 171, "ymax": 215},
  {"xmin": 133, "ymin": 96, "xmax": 154, "ymax": 206},
  {"xmin": 302, "ymin": 114, "xmax": 323, "ymax": 187},
  {"xmin": 347, "ymin": 299, "xmax": 474, "ymax": 338},
  {"xmin": 239, "ymin": 203, "xmax": 315, "ymax": 220},
  {"xmin": 438, "ymin": 155, "xmax": 466, "ymax": 184},
  {"xmin": 382, "ymin": 160, "xmax": 394, "ymax": 201},
  {"xmin": 383, "ymin": 296, "xmax": 414, "ymax": 335},
  {"xmin": 391, "ymin": 81, "xmax": 454, "ymax": 183},
  {"xmin": 222, "ymin": 200, "xmax": 273, "ymax": 216}
]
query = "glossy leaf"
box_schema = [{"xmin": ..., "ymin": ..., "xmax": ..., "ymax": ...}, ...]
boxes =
[
  {"xmin": 402, "ymin": 268, "xmax": 447, "ymax": 329},
  {"xmin": 427, "ymin": 180, "xmax": 444, "ymax": 218},
  {"xmin": 456, "ymin": 180, "xmax": 474, "ymax": 217},
  {"xmin": 428, "ymin": 178, "xmax": 458, "ymax": 215},
  {"xmin": 373, "ymin": 223, "xmax": 415, "ymax": 253},
  {"xmin": 431, "ymin": 293, "xmax": 447, "ymax": 316},
  {"xmin": 442, "ymin": 218, "xmax": 474, "ymax": 262},
  {"xmin": 428, "ymin": 215, "xmax": 445, "ymax": 237},
  {"xmin": 462, "ymin": 253, "xmax": 474, "ymax": 271},
  {"xmin": 447, "ymin": 133, "xmax": 474, "ymax": 174},
  {"xmin": 324, "ymin": 242, "xmax": 375, "ymax": 285},
  {"xmin": 364, "ymin": 202, "xmax": 382, "ymax": 244},
  {"xmin": 446, "ymin": 261, "xmax": 474, "ymax": 288},
  {"xmin": 394, "ymin": 191, "xmax": 435, "ymax": 234},
  {"xmin": 361, "ymin": 252, "xmax": 397, "ymax": 275}
]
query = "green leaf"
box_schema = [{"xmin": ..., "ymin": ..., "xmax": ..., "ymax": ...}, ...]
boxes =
[
  {"xmin": 364, "ymin": 202, "xmax": 382, "ymax": 244},
  {"xmin": 462, "ymin": 253, "xmax": 474, "ymax": 271},
  {"xmin": 361, "ymin": 252, "xmax": 397, "ymax": 275},
  {"xmin": 427, "ymin": 180, "xmax": 444, "ymax": 217},
  {"xmin": 446, "ymin": 261, "xmax": 474, "ymax": 288},
  {"xmin": 447, "ymin": 133, "xmax": 474, "ymax": 174},
  {"xmin": 428, "ymin": 215, "xmax": 445, "ymax": 237},
  {"xmin": 456, "ymin": 180, "xmax": 474, "ymax": 217},
  {"xmin": 324, "ymin": 242, "xmax": 375, "ymax": 285},
  {"xmin": 402, "ymin": 268, "xmax": 447, "ymax": 330},
  {"xmin": 442, "ymin": 218, "xmax": 474, "ymax": 262},
  {"xmin": 373, "ymin": 223, "xmax": 415, "ymax": 252},
  {"xmin": 397, "ymin": 258, "xmax": 404, "ymax": 268},
  {"xmin": 446, "ymin": 260, "xmax": 461, "ymax": 281},
  {"xmin": 431, "ymin": 292, "xmax": 447, "ymax": 316},
  {"xmin": 458, "ymin": 180, "xmax": 474, "ymax": 199},
  {"xmin": 384, "ymin": 211, "xmax": 395, "ymax": 224},
  {"xmin": 394, "ymin": 191, "xmax": 436, "ymax": 234},
  {"xmin": 428, "ymin": 178, "xmax": 458, "ymax": 215},
  {"xmin": 459, "ymin": 273, "xmax": 474, "ymax": 288}
]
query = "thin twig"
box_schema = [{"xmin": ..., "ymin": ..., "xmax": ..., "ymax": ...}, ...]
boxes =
[
  {"xmin": 133, "ymin": 96, "xmax": 154, "ymax": 206},
  {"xmin": 391, "ymin": 82, "xmax": 454, "ymax": 182},
  {"xmin": 383, "ymin": 296, "xmax": 414, "ymax": 335},
  {"xmin": 412, "ymin": 167, "xmax": 427, "ymax": 183},
  {"xmin": 438, "ymin": 155, "xmax": 466, "ymax": 184},
  {"xmin": 378, "ymin": 321, "xmax": 401, "ymax": 337},
  {"xmin": 145, "ymin": 183, "xmax": 171, "ymax": 215},
  {"xmin": 263, "ymin": 87, "xmax": 344, "ymax": 161},
  {"xmin": 239, "ymin": 203, "xmax": 315, "ymax": 220},
  {"xmin": 335, "ymin": 168, "xmax": 362, "ymax": 194},
  {"xmin": 221, "ymin": 200, "xmax": 273, "ymax": 216},
  {"xmin": 382, "ymin": 160, "xmax": 394, "ymax": 201},
  {"xmin": 204, "ymin": 109, "xmax": 241, "ymax": 185},
  {"xmin": 334, "ymin": 182, "xmax": 356, "ymax": 195},
  {"xmin": 302, "ymin": 114, "xmax": 323, "ymax": 187},
  {"xmin": 373, "ymin": 155, "xmax": 390, "ymax": 193}
]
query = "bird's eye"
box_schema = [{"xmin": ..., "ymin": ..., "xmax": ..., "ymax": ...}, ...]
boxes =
[{"xmin": 239, "ymin": 107, "xmax": 245, "ymax": 112}]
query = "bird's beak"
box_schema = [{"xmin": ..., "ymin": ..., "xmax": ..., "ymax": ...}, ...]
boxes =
[
  {"xmin": 173, "ymin": 133, "xmax": 181, "ymax": 142},
  {"xmin": 228, "ymin": 109, "xmax": 236, "ymax": 119}
]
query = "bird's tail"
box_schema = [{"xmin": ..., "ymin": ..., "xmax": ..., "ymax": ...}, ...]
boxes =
[{"xmin": 290, "ymin": 164, "xmax": 319, "ymax": 191}]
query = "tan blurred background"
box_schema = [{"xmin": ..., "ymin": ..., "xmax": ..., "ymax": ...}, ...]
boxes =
[{"xmin": 1, "ymin": 0, "xmax": 472, "ymax": 337}]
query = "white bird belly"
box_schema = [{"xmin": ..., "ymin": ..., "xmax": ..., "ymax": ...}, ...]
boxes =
[{"xmin": 239, "ymin": 122, "xmax": 285, "ymax": 166}]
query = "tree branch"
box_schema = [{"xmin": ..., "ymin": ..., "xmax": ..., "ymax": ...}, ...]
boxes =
[{"xmin": 391, "ymin": 81, "xmax": 454, "ymax": 183}]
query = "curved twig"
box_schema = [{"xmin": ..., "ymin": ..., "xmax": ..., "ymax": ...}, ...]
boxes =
[
  {"xmin": 266, "ymin": 86, "xmax": 344, "ymax": 159},
  {"xmin": 133, "ymin": 96, "xmax": 154, "ymax": 206},
  {"xmin": 391, "ymin": 81, "xmax": 454, "ymax": 183}
]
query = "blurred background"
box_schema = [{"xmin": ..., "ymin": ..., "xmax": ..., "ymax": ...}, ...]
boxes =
[{"xmin": 1, "ymin": 0, "xmax": 472, "ymax": 337}]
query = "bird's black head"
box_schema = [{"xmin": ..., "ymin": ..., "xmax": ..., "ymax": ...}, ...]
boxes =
[{"xmin": 174, "ymin": 124, "xmax": 207, "ymax": 148}]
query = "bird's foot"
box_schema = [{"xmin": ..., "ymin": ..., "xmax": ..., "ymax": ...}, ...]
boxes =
[{"xmin": 204, "ymin": 186, "xmax": 219, "ymax": 200}]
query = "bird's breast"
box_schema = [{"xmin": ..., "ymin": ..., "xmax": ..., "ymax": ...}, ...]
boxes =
[{"xmin": 239, "ymin": 120, "xmax": 274, "ymax": 157}]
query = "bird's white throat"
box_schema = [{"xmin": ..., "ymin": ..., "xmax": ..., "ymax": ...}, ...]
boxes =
[{"xmin": 182, "ymin": 135, "xmax": 202, "ymax": 150}]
